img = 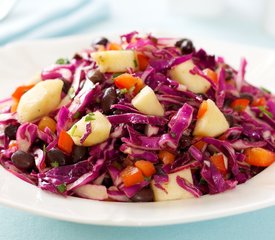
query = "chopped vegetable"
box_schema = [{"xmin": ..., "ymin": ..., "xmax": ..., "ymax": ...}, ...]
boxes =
[
  {"xmin": 210, "ymin": 153, "xmax": 227, "ymax": 176},
  {"xmin": 12, "ymin": 84, "xmax": 35, "ymax": 102},
  {"xmin": 38, "ymin": 116, "xmax": 57, "ymax": 133},
  {"xmin": 121, "ymin": 166, "xmax": 144, "ymax": 187},
  {"xmin": 203, "ymin": 68, "xmax": 218, "ymax": 84},
  {"xmin": 258, "ymin": 106, "xmax": 273, "ymax": 118},
  {"xmin": 114, "ymin": 73, "xmax": 144, "ymax": 94},
  {"xmin": 58, "ymin": 130, "xmax": 74, "ymax": 154},
  {"xmin": 158, "ymin": 150, "xmax": 175, "ymax": 165},
  {"xmin": 136, "ymin": 53, "xmax": 149, "ymax": 71},
  {"xmin": 230, "ymin": 98, "xmax": 250, "ymax": 112},
  {"xmin": 252, "ymin": 97, "xmax": 266, "ymax": 107},
  {"xmin": 245, "ymin": 148, "xmax": 275, "ymax": 167},
  {"xmin": 134, "ymin": 160, "xmax": 156, "ymax": 177},
  {"xmin": 197, "ymin": 100, "xmax": 208, "ymax": 119},
  {"xmin": 107, "ymin": 42, "xmax": 122, "ymax": 50}
]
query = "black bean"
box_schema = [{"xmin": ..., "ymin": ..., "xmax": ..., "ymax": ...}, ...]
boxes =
[
  {"xmin": 61, "ymin": 79, "xmax": 71, "ymax": 94},
  {"xmin": 101, "ymin": 87, "xmax": 117, "ymax": 114},
  {"xmin": 224, "ymin": 114, "xmax": 235, "ymax": 127},
  {"xmin": 102, "ymin": 176, "xmax": 113, "ymax": 188},
  {"xmin": 72, "ymin": 146, "xmax": 88, "ymax": 163},
  {"xmin": 181, "ymin": 135, "xmax": 192, "ymax": 149},
  {"xmin": 46, "ymin": 148, "xmax": 68, "ymax": 167},
  {"xmin": 73, "ymin": 53, "xmax": 83, "ymax": 60},
  {"xmin": 4, "ymin": 124, "xmax": 18, "ymax": 140},
  {"xmin": 93, "ymin": 37, "xmax": 109, "ymax": 46},
  {"xmin": 87, "ymin": 70, "xmax": 104, "ymax": 84},
  {"xmin": 11, "ymin": 150, "xmax": 35, "ymax": 171},
  {"xmin": 240, "ymin": 93, "xmax": 253, "ymax": 104},
  {"xmin": 155, "ymin": 166, "xmax": 166, "ymax": 176},
  {"xmin": 175, "ymin": 38, "xmax": 195, "ymax": 55},
  {"xmin": 131, "ymin": 188, "xmax": 154, "ymax": 202}
]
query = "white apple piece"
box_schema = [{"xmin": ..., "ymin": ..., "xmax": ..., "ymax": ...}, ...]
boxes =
[
  {"xmin": 17, "ymin": 79, "xmax": 63, "ymax": 123},
  {"xmin": 193, "ymin": 99, "xmax": 229, "ymax": 137},
  {"xmin": 131, "ymin": 86, "xmax": 164, "ymax": 116},
  {"xmin": 68, "ymin": 111, "xmax": 111, "ymax": 147},
  {"xmin": 91, "ymin": 50, "xmax": 137, "ymax": 73},
  {"xmin": 169, "ymin": 60, "xmax": 211, "ymax": 93},
  {"xmin": 74, "ymin": 184, "xmax": 108, "ymax": 201},
  {"xmin": 151, "ymin": 168, "xmax": 194, "ymax": 201}
]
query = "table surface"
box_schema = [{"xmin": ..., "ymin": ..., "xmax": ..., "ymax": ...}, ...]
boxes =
[{"xmin": 1, "ymin": 1, "xmax": 275, "ymax": 239}]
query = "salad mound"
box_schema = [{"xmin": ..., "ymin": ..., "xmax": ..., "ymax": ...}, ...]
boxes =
[{"xmin": 0, "ymin": 32, "xmax": 275, "ymax": 202}]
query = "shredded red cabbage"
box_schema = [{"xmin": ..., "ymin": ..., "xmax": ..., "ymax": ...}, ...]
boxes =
[{"xmin": 0, "ymin": 32, "xmax": 274, "ymax": 202}]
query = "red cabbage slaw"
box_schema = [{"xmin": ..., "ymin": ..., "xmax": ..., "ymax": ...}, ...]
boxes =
[{"xmin": 0, "ymin": 31, "xmax": 274, "ymax": 202}]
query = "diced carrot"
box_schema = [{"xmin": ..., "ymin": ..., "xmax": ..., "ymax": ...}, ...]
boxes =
[
  {"xmin": 244, "ymin": 147, "xmax": 275, "ymax": 167},
  {"xmin": 107, "ymin": 42, "xmax": 122, "ymax": 50},
  {"xmin": 159, "ymin": 150, "xmax": 175, "ymax": 165},
  {"xmin": 114, "ymin": 73, "xmax": 144, "ymax": 94},
  {"xmin": 38, "ymin": 116, "xmax": 57, "ymax": 133},
  {"xmin": 136, "ymin": 53, "xmax": 149, "ymax": 71},
  {"xmin": 210, "ymin": 153, "xmax": 227, "ymax": 176},
  {"xmin": 197, "ymin": 101, "xmax": 208, "ymax": 119},
  {"xmin": 193, "ymin": 140, "xmax": 207, "ymax": 151},
  {"xmin": 10, "ymin": 100, "xmax": 19, "ymax": 113},
  {"xmin": 58, "ymin": 130, "xmax": 74, "ymax": 154},
  {"xmin": 120, "ymin": 166, "xmax": 144, "ymax": 187},
  {"xmin": 134, "ymin": 77, "xmax": 144, "ymax": 94},
  {"xmin": 218, "ymin": 133, "xmax": 227, "ymax": 141},
  {"xmin": 252, "ymin": 97, "xmax": 266, "ymax": 107},
  {"xmin": 135, "ymin": 160, "xmax": 156, "ymax": 177},
  {"xmin": 230, "ymin": 98, "xmax": 250, "ymax": 112},
  {"xmin": 12, "ymin": 84, "xmax": 35, "ymax": 102},
  {"xmin": 203, "ymin": 68, "xmax": 218, "ymax": 84}
]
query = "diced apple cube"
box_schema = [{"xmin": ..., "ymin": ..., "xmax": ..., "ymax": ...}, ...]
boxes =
[
  {"xmin": 193, "ymin": 99, "xmax": 229, "ymax": 137},
  {"xmin": 131, "ymin": 86, "xmax": 164, "ymax": 116},
  {"xmin": 169, "ymin": 60, "xmax": 211, "ymax": 93},
  {"xmin": 17, "ymin": 79, "xmax": 63, "ymax": 123},
  {"xmin": 151, "ymin": 168, "xmax": 194, "ymax": 201},
  {"xmin": 73, "ymin": 184, "xmax": 108, "ymax": 200},
  {"xmin": 67, "ymin": 111, "xmax": 111, "ymax": 147},
  {"xmin": 91, "ymin": 50, "xmax": 137, "ymax": 73}
]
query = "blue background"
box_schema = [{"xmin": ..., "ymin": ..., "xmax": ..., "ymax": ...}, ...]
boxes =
[
  {"xmin": 1, "ymin": 0, "xmax": 275, "ymax": 239},
  {"xmin": 1, "ymin": 205, "xmax": 275, "ymax": 240}
]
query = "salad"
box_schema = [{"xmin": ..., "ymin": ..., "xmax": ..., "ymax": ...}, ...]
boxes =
[{"xmin": 0, "ymin": 32, "xmax": 274, "ymax": 202}]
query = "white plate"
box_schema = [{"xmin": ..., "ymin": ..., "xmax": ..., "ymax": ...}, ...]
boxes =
[{"xmin": 0, "ymin": 33, "xmax": 275, "ymax": 226}]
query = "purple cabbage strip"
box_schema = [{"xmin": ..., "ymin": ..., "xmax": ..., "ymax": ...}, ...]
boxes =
[
  {"xmin": 176, "ymin": 176, "xmax": 202, "ymax": 198},
  {"xmin": 215, "ymin": 68, "xmax": 226, "ymax": 108},
  {"xmin": 120, "ymin": 180, "xmax": 150, "ymax": 198},
  {"xmin": 79, "ymin": 122, "xmax": 92, "ymax": 144},
  {"xmin": 235, "ymin": 58, "xmax": 247, "ymax": 91},
  {"xmin": 68, "ymin": 81, "xmax": 101, "ymax": 115},
  {"xmin": 56, "ymin": 106, "xmax": 71, "ymax": 134},
  {"xmin": 153, "ymin": 174, "xmax": 169, "ymax": 193},
  {"xmin": 107, "ymin": 113, "xmax": 167, "ymax": 126},
  {"xmin": 37, "ymin": 160, "xmax": 93, "ymax": 194},
  {"xmin": 33, "ymin": 148, "xmax": 46, "ymax": 173},
  {"xmin": 188, "ymin": 145, "xmax": 203, "ymax": 162},
  {"xmin": 201, "ymin": 163, "xmax": 238, "ymax": 194},
  {"xmin": 159, "ymin": 103, "xmax": 193, "ymax": 150},
  {"xmin": 66, "ymin": 158, "xmax": 105, "ymax": 191},
  {"xmin": 120, "ymin": 144, "xmax": 159, "ymax": 163},
  {"xmin": 16, "ymin": 123, "xmax": 37, "ymax": 152},
  {"xmin": 107, "ymin": 186, "xmax": 130, "ymax": 202}
]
